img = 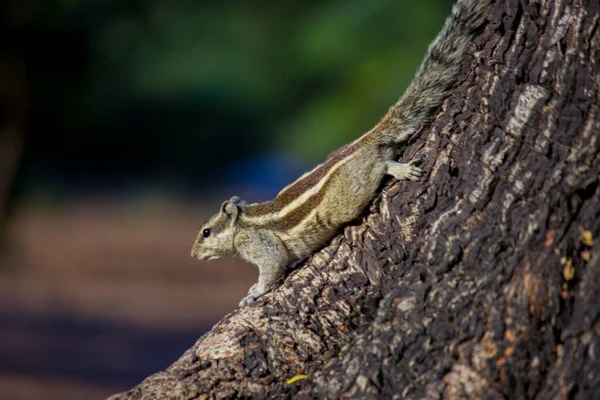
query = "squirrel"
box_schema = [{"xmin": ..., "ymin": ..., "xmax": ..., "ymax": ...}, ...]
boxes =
[{"xmin": 191, "ymin": 0, "xmax": 492, "ymax": 308}]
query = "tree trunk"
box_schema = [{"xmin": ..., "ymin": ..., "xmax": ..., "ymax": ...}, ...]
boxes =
[{"xmin": 109, "ymin": 0, "xmax": 600, "ymax": 398}]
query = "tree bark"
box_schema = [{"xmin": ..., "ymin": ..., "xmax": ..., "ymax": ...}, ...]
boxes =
[{"xmin": 110, "ymin": 0, "xmax": 600, "ymax": 398}]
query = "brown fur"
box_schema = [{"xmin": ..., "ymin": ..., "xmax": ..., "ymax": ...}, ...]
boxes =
[{"xmin": 244, "ymin": 132, "xmax": 379, "ymax": 217}]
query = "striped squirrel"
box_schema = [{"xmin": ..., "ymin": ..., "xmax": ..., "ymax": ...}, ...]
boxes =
[{"xmin": 191, "ymin": 0, "xmax": 492, "ymax": 308}]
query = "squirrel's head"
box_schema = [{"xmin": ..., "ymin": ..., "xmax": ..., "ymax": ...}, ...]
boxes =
[{"xmin": 191, "ymin": 196, "xmax": 242, "ymax": 261}]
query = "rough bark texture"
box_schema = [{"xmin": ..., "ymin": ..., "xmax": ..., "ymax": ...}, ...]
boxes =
[{"xmin": 110, "ymin": 0, "xmax": 600, "ymax": 399}]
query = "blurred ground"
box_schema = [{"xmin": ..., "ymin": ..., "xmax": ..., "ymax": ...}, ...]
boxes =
[{"xmin": 0, "ymin": 196, "xmax": 256, "ymax": 399}]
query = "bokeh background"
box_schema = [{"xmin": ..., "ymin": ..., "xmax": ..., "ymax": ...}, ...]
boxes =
[{"xmin": 0, "ymin": 0, "xmax": 450, "ymax": 398}]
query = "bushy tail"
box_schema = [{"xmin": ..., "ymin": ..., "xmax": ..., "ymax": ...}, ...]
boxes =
[{"xmin": 377, "ymin": 0, "xmax": 493, "ymax": 143}]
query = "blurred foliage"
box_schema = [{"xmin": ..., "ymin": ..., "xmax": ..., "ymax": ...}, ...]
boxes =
[{"xmin": 8, "ymin": 0, "xmax": 450, "ymax": 195}]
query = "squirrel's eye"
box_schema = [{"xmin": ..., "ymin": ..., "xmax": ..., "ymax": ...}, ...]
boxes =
[{"xmin": 202, "ymin": 228, "xmax": 211, "ymax": 238}]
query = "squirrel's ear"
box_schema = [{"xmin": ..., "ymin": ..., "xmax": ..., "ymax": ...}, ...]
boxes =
[{"xmin": 220, "ymin": 199, "xmax": 239, "ymax": 220}]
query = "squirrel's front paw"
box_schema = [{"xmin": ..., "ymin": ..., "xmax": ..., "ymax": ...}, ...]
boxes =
[
  {"xmin": 238, "ymin": 294, "xmax": 256, "ymax": 308},
  {"xmin": 239, "ymin": 283, "xmax": 271, "ymax": 308},
  {"xmin": 249, "ymin": 282, "xmax": 269, "ymax": 298}
]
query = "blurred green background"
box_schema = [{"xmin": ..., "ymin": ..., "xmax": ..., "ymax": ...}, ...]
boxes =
[{"xmin": 0, "ymin": 0, "xmax": 450, "ymax": 398}]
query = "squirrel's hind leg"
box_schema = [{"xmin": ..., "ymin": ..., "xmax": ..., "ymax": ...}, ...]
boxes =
[{"xmin": 384, "ymin": 159, "xmax": 423, "ymax": 181}]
